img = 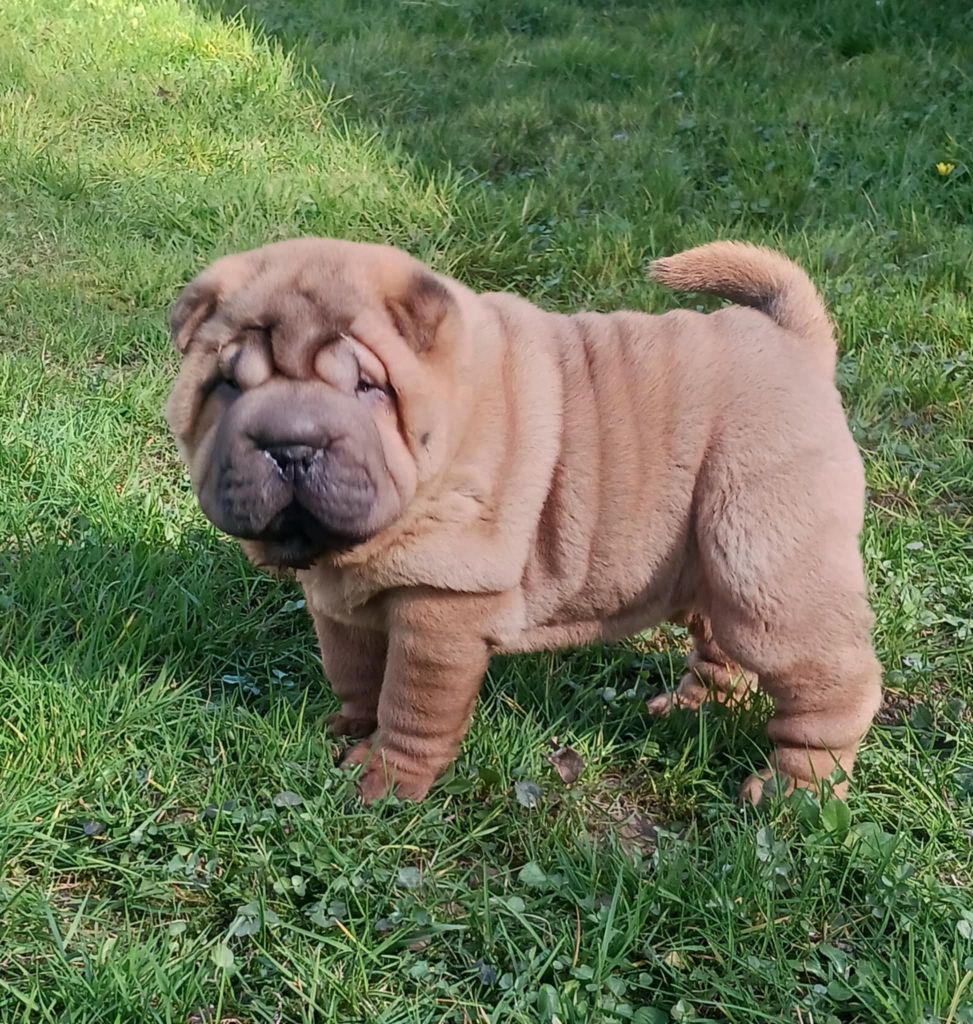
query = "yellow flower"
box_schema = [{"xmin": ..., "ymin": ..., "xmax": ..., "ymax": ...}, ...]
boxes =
[{"xmin": 936, "ymin": 162, "xmax": 956, "ymax": 176}]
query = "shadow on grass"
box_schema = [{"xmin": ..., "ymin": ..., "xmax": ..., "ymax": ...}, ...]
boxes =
[
  {"xmin": 0, "ymin": 527, "xmax": 769, "ymax": 808},
  {"xmin": 0, "ymin": 527, "xmax": 669, "ymax": 723},
  {"xmin": 185, "ymin": 0, "xmax": 973, "ymax": 307},
  {"xmin": 198, "ymin": 0, "xmax": 969, "ymax": 180},
  {"xmin": 0, "ymin": 531, "xmax": 311, "ymax": 685}
]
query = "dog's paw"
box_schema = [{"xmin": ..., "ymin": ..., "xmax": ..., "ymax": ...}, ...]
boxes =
[
  {"xmin": 339, "ymin": 739, "xmax": 436, "ymax": 804},
  {"xmin": 339, "ymin": 737, "xmax": 374, "ymax": 768},
  {"xmin": 739, "ymin": 768, "xmax": 796, "ymax": 806},
  {"xmin": 740, "ymin": 768, "xmax": 850, "ymax": 806},
  {"xmin": 646, "ymin": 690, "xmax": 705, "ymax": 716},
  {"xmin": 357, "ymin": 758, "xmax": 435, "ymax": 805},
  {"xmin": 742, "ymin": 751, "xmax": 852, "ymax": 805},
  {"xmin": 328, "ymin": 710, "xmax": 377, "ymax": 739}
]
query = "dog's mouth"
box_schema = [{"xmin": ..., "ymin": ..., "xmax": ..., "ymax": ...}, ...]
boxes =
[
  {"xmin": 195, "ymin": 397, "xmax": 405, "ymax": 567},
  {"xmin": 255, "ymin": 502, "xmax": 358, "ymax": 569}
]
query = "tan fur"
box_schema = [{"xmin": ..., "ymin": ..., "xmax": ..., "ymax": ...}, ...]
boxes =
[
  {"xmin": 166, "ymin": 238, "xmax": 882, "ymax": 805},
  {"xmin": 651, "ymin": 241, "xmax": 837, "ymax": 374}
]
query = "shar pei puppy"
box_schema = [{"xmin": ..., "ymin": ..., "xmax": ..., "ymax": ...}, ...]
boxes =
[{"xmin": 165, "ymin": 237, "xmax": 881, "ymax": 805}]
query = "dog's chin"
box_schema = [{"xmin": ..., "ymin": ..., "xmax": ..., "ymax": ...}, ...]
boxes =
[
  {"xmin": 249, "ymin": 535, "xmax": 357, "ymax": 571},
  {"xmin": 254, "ymin": 538, "xmax": 325, "ymax": 571},
  {"xmin": 239, "ymin": 505, "xmax": 363, "ymax": 571}
]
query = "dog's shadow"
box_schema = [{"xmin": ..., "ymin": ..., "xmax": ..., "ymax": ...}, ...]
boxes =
[
  {"xmin": 1, "ymin": 528, "xmax": 767, "ymax": 799},
  {"xmin": 0, "ymin": 529, "xmax": 315, "ymax": 699},
  {"xmin": 1, "ymin": 526, "xmax": 675, "ymax": 712}
]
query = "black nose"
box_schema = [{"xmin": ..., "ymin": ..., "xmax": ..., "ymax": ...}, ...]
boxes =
[{"xmin": 265, "ymin": 444, "xmax": 320, "ymax": 476}]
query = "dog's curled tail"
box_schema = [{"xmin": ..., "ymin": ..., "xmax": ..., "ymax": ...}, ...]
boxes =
[{"xmin": 650, "ymin": 242, "xmax": 836, "ymax": 374}]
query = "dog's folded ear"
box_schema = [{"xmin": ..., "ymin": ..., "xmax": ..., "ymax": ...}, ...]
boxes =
[
  {"xmin": 169, "ymin": 279, "xmax": 217, "ymax": 353},
  {"xmin": 386, "ymin": 272, "xmax": 460, "ymax": 354}
]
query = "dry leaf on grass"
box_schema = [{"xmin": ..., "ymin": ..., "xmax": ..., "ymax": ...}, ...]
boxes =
[{"xmin": 547, "ymin": 743, "xmax": 586, "ymax": 785}]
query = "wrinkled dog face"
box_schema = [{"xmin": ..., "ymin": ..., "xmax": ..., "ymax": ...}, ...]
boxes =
[{"xmin": 166, "ymin": 239, "xmax": 470, "ymax": 568}]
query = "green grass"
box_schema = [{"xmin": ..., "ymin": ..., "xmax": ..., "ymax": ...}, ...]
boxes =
[{"xmin": 1, "ymin": 0, "xmax": 972, "ymax": 1020}]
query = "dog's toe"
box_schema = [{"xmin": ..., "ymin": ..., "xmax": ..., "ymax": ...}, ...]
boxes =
[
  {"xmin": 339, "ymin": 738, "xmax": 374, "ymax": 769},
  {"xmin": 739, "ymin": 769, "xmax": 798, "ymax": 806},
  {"xmin": 328, "ymin": 712, "xmax": 377, "ymax": 739},
  {"xmin": 357, "ymin": 758, "xmax": 434, "ymax": 805},
  {"xmin": 646, "ymin": 691, "xmax": 703, "ymax": 716}
]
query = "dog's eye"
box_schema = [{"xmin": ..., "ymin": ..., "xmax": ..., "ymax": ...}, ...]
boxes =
[
  {"xmin": 356, "ymin": 378, "xmax": 387, "ymax": 397},
  {"xmin": 206, "ymin": 375, "xmax": 240, "ymax": 398}
]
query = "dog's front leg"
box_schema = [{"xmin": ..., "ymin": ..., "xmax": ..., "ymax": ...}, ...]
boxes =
[
  {"xmin": 314, "ymin": 616, "xmax": 388, "ymax": 740},
  {"xmin": 344, "ymin": 593, "xmax": 492, "ymax": 804}
]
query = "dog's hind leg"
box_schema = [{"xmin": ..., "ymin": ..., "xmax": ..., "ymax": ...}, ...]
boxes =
[
  {"xmin": 694, "ymin": 454, "xmax": 882, "ymax": 802},
  {"xmin": 647, "ymin": 613, "xmax": 756, "ymax": 716},
  {"xmin": 713, "ymin": 594, "xmax": 881, "ymax": 803}
]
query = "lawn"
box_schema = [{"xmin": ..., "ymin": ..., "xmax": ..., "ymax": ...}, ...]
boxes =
[{"xmin": 1, "ymin": 0, "xmax": 972, "ymax": 1021}]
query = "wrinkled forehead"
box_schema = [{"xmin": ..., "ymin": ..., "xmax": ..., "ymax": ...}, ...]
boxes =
[
  {"xmin": 204, "ymin": 247, "xmax": 371, "ymax": 376},
  {"xmin": 221, "ymin": 251, "xmax": 358, "ymax": 327},
  {"xmin": 174, "ymin": 238, "xmax": 435, "ymax": 377}
]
